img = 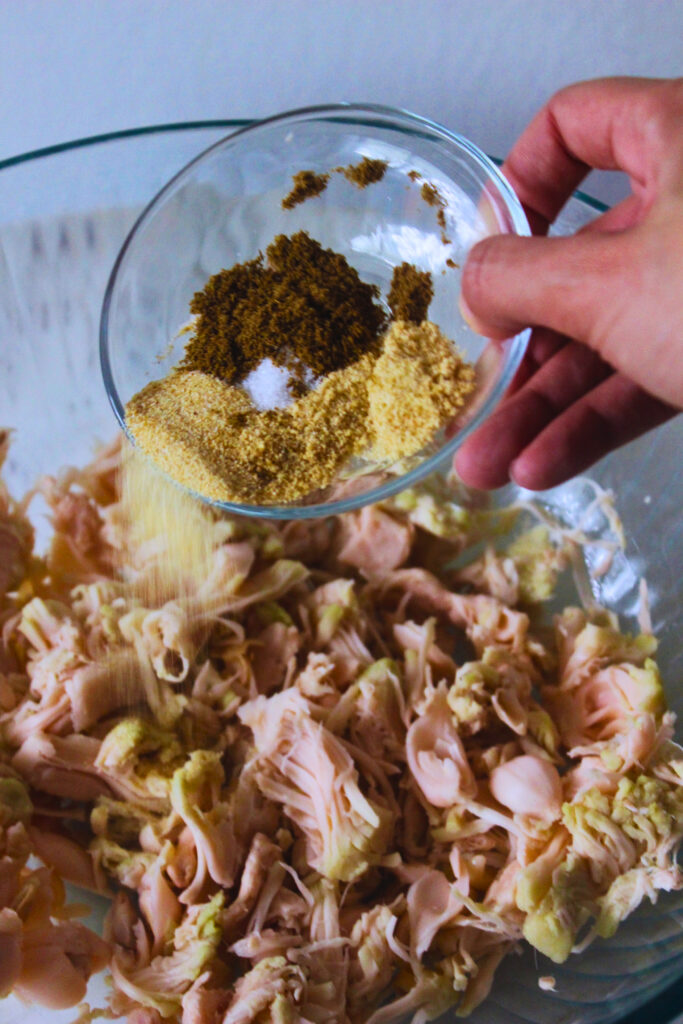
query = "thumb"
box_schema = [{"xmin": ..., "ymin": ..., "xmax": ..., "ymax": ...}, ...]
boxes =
[{"xmin": 460, "ymin": 230, "xmax": 634, "ymax": 351}]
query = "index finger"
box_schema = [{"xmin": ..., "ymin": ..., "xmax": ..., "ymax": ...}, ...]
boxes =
[{"xmin": 502, "ymin": 76, "xmax": 677, "ymax": 233}]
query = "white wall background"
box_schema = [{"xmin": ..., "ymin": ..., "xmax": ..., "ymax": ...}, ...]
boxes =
[{"xmin": 1, "ymin": 0, "xmax": 682, "ymax": 206}]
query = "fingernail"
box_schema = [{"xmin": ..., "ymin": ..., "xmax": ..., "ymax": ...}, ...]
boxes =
[
  {"xmin": 510, "ymin": 458, "xmax": 542, "ymax": 492},
  {"xmin": 509, "ymin": 458, "xmax": 525, "ymax": 488},
  {"xmin": 459, "ymin": 292, "xmax": 488, "ymax": 335}
]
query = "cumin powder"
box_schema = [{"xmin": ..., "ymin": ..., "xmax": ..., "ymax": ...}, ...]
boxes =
[
  {"xmin": 341, "ymin": 156, "xmax": 388, "ymax": 188},
  {"xmin": 181, "ymin": 231, "xmax": 386, "ymax": 387},
  {"xmin": 387, "ymin": 263, "xmax": 434, "ymax": 324},
  {"xmin": 281, "ymin": 157, "xmax": 388, "ymax": 210},
  {"xmin": 420, "ymin": 180, "xmax": 448, "ymax": 235},
  {"xmin": 281, "ymin": 170, "xmax": 330, "ymax": 210}
]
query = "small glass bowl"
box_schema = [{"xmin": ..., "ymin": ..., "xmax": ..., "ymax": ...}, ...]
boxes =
[{"xmin": 100, "ymin": 103, "xmax": 530, "ymax": 519}]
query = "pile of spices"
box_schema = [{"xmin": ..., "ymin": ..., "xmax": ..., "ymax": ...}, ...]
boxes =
[
  {"xmin": 367, "ymin": 320, "xmax": 475, "ymax": 463},
  {"xmin": 387, "ymin": 263, "xmax": 434, "ymax": 324},
  {"xmin": 125, "ymin": 229, "xmax": 475, "ymax": 506},
  {"xmin": 180, "ymin": 231, "xmax": 386, "ymax": 390},
  {"xmin": 126, "ymin": 360, "xmax": 373, "ymax": 505}
]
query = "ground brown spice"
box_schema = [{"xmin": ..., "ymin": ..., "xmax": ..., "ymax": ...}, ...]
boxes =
[
  {"xmin": 342, "ymin": 156, "xmax": 388, "ymax": 188},
  {"xmin": 180, "ymin": 231, "xmax": 386, "ymax": 387},
  {"xmin": 281, "ymin": 164, "xmax": 450, "ymax": 241},
  {"xmin": 420, "ymin": 180, "xmax": 449, "ymax": 236},
  {"xmin": 281, "ymin": 170, "xmax": 330, "ymax": 210},
  {"xmin": 420, "ymin": 182, "xmax": 441, "ymax": 207},
  {"xmin": 281, "ymin": 157, "xmax": 388, "ymax": 210},
  {"xmin": 387, "ymin": 263, "xmax": 433, "ymax": 323}
]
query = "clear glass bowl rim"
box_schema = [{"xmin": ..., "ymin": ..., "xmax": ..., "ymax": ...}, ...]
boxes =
[{"xmin": 97, "ymin": 102, "xmax": 533, "ymax": 519}]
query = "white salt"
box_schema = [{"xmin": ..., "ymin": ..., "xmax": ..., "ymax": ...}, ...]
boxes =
[
  {"xmin": 243, "ymin": 359, "xmax": 320, "ymax": 410},
  {"xmin": 243, "ymin": 359, "xmax": 292, "ymax": 411}
]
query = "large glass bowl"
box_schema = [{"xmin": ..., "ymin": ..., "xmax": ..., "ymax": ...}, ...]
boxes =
[
  {"xmin": 99, "ymin": 105, "xmax": 531, "ymax": 518},
  {"xmin": 0, "ymin": 123, "xmax": 681, "ymax": 1024}
]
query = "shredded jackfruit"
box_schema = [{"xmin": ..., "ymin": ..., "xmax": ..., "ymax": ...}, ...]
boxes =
[{"xmin": 0, "ymin": 436, "xmax": 680, "ymax": 1023}]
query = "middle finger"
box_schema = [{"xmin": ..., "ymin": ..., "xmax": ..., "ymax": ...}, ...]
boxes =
[{"xmin": 455, "ymin": 339, "xmax": 612, "ymax": 489}]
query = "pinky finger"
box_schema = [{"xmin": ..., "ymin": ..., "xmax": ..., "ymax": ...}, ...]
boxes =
[{"xmin": 510, "ymin": 375, "xmax": 675, "ymax": 491}]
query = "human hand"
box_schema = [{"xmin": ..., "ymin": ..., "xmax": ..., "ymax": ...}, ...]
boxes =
[{"xmin": 456, "ymin": 76, "xmax": 683, "ymax": 491}]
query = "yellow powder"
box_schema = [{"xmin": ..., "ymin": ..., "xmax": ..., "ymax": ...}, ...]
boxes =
[
  {"xmin": 367, "ymin": 320, "xmax": 475, "ymax": 463},
  {"xmin": 118, "ymin": 439, "xmax": 218, "ymax": 605},
  {"xmin": 126, "ymin": 323, "xmax": 475, "ymax": 505},
  {"xmin": 126, "ymin": 360, "xmax": 373, "ymax": 506},
  {"xmin": 126, "ymin": 371, "xmax": 257, "ymax": 502}
]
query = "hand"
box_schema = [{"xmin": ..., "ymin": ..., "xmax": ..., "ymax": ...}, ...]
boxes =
[{"xmin": 455, "ymin": 76, "xmax": 683, "ymax": 491}]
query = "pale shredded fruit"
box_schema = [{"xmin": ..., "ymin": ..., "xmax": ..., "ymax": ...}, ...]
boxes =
[{"xmin": 0, "ymin": 434, "xmax": 680, "ymax": 1023}]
